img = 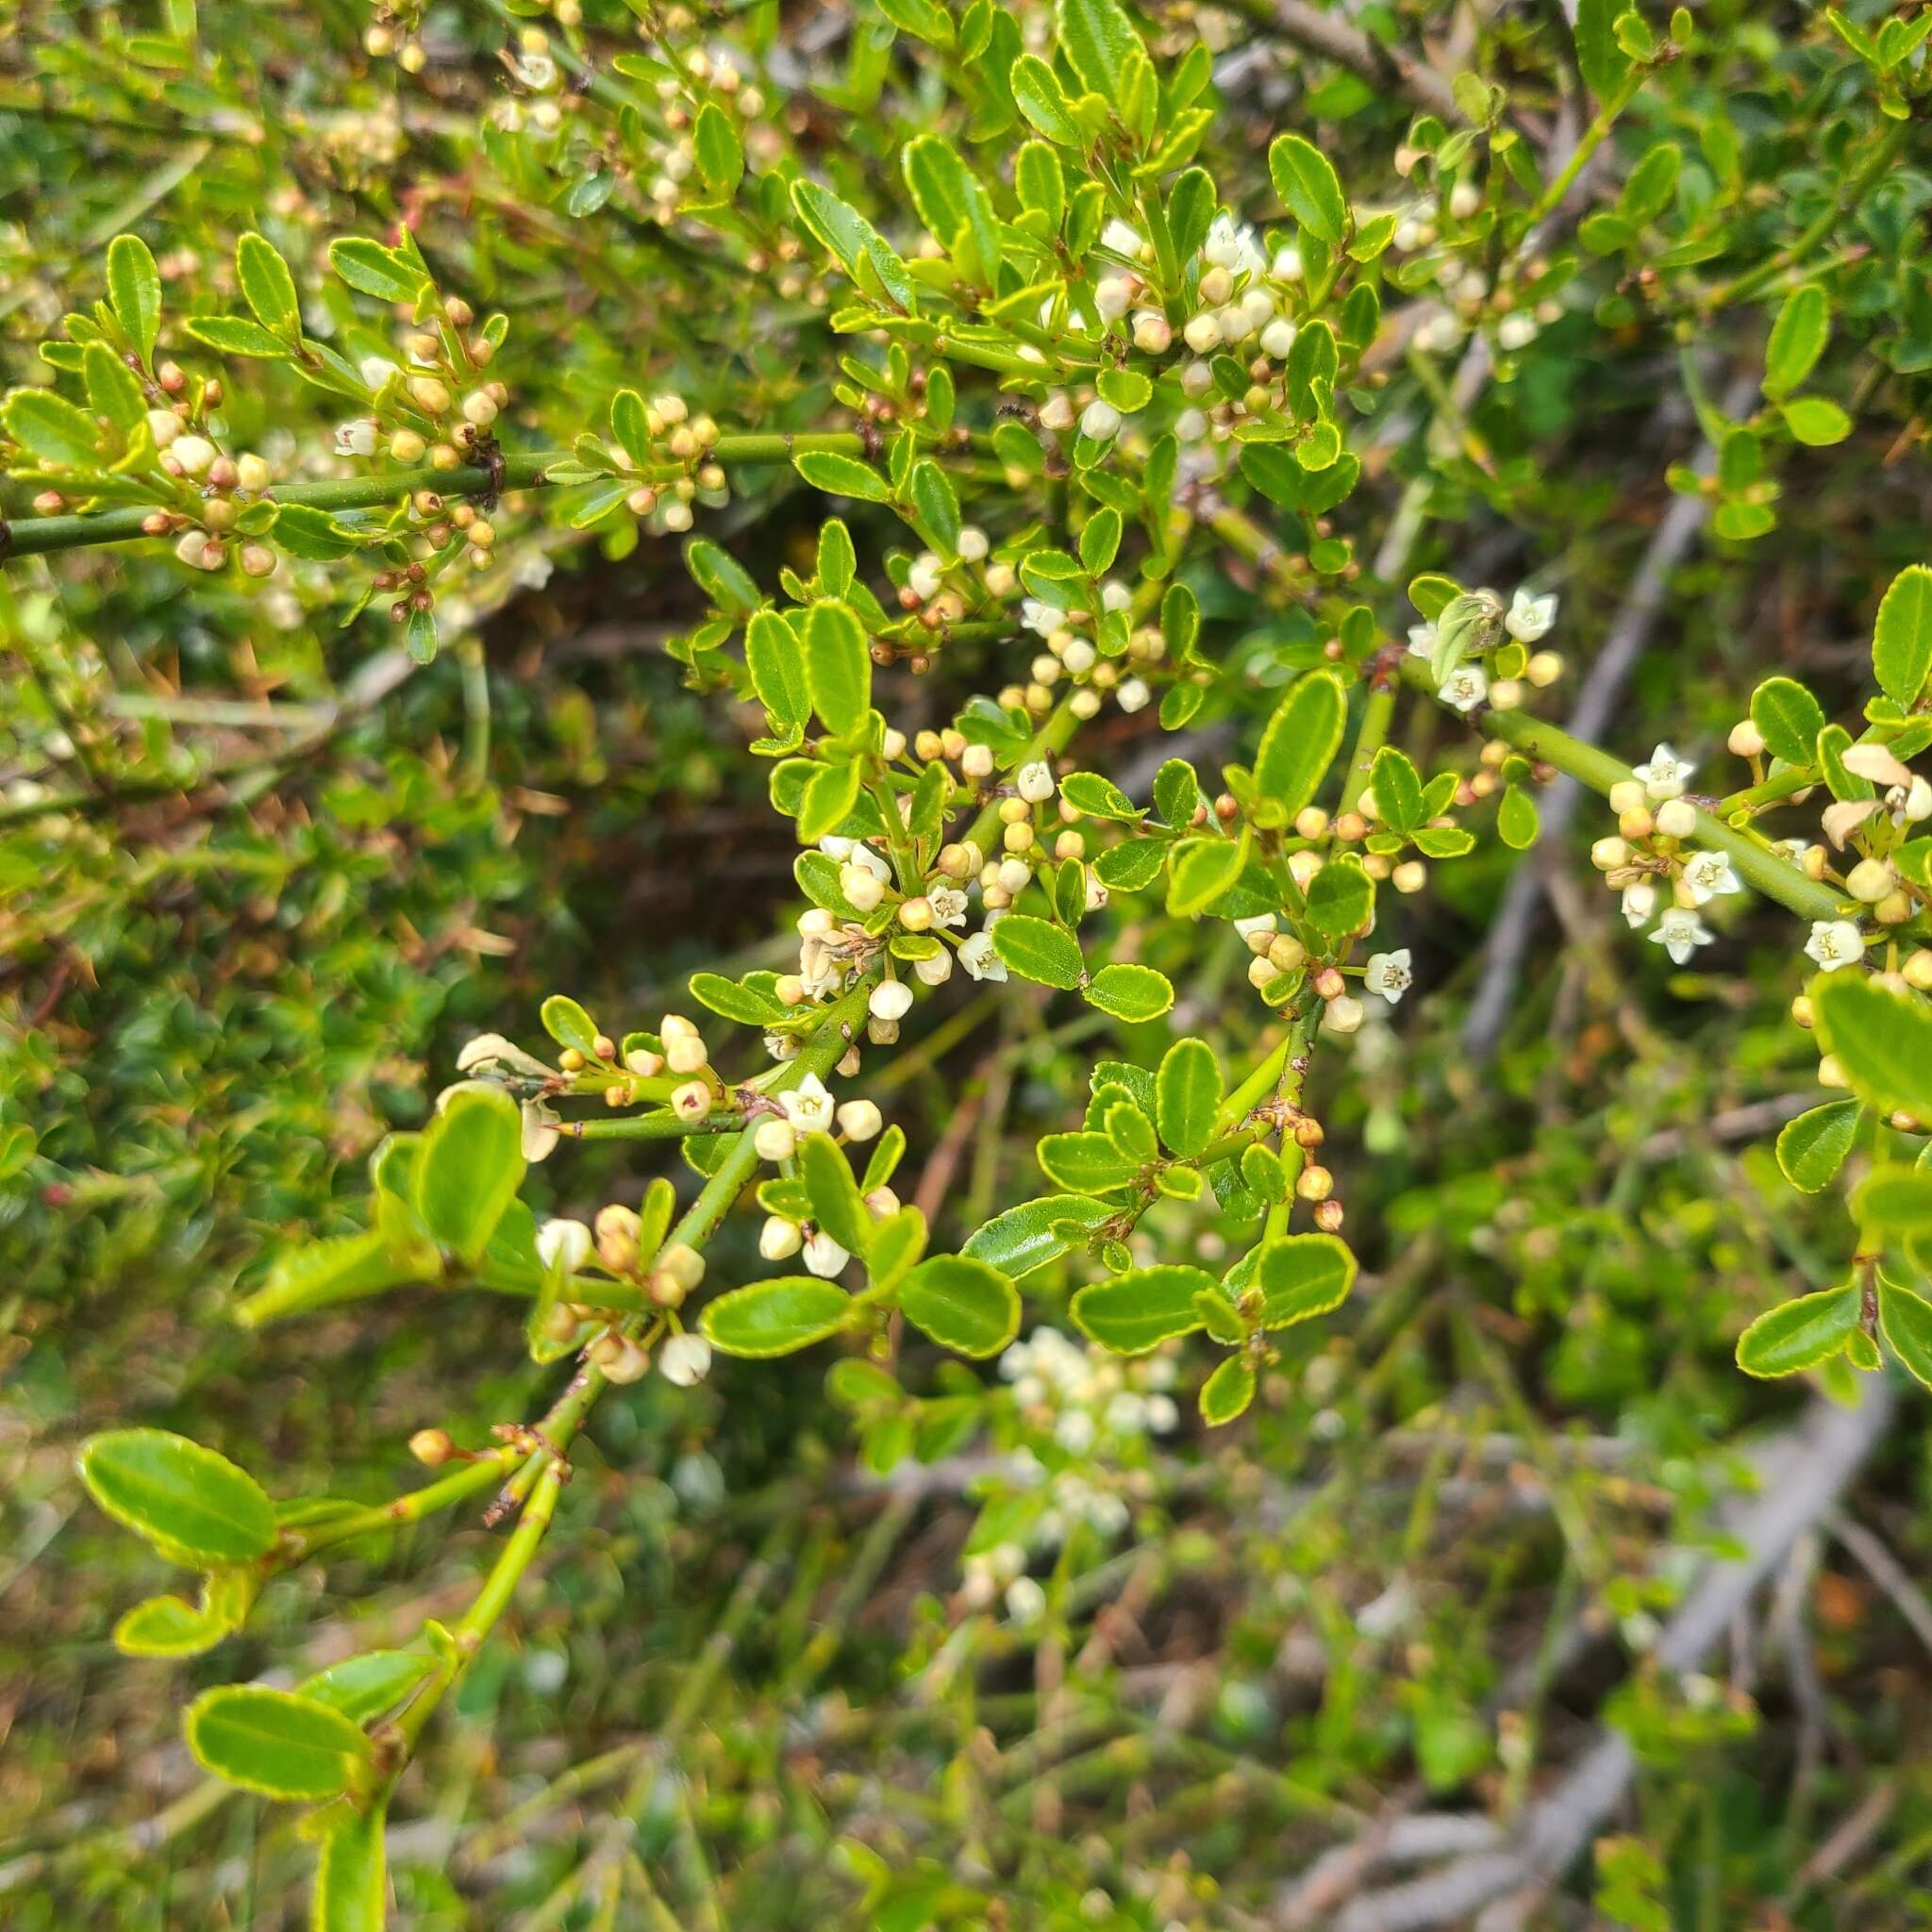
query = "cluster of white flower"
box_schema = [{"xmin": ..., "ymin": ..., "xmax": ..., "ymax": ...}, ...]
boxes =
[
  {"xmin": 1407, "ymin": 586, "xmax": 1562, "ymax": 715},
  {"xmin": 753, "ymin": 1072, "xmax": 898, "ymax": 1279}
]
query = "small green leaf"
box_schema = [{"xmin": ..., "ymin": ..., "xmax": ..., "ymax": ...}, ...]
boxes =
[
  {"xmin": 1255, "ymin": 672, "xmax": 1346, "ymax": 817},
  {"xmin": 1305, "ymin": 856, "xmax": 1374, "ymax": 937},
  {"xmin": 700, "ymin": 1277, "xmax": 856, "ymax": 1356},
  {"xmin": 804, "ymin": 600, "xmax": 872, "ymax": 733},
  {"xmin": 1167, "ymin": 837, "xmax": 1244, "ymax": 917},
  {"xmin": 1855, "ymin": 1164, "xmax": 1932, "ymax": 1231},
  {"xmin": 415, "ymin": 1087, "xmax": 525, "ymax": 1264},
  {"xmin": 1010, "ymin": 53, "xmax": 1082, "ymax": 144},
  {"xmin": 1763, "ymin": 283, "xmax": 1829, "ymax": 400},
  {"xmin": 1060, "ymin": 772, "xmax": 1139, "ymax": 820},
  {"xmin": 1574, "ymin": 0, "xmax": 1632, "ymax": 103},
  {"xmin": 1036, "ymin": 1130, "xmax": 1141, "ymax": 1194},
  {"xmin": 1776, "ymin": 1100, "xmax": 1860, "ymax": 1192},
  {"xmin": 1083, "ymin": 962, "xmax": 1174, "ymax": 1023},
  {"xmin": 1199, "ymin": 1354, "xmax": 1256, "ymax": 1425},
  {"xmin": 992, "ymin": 914, "xmax": 1084, "ymax": 990},
  {"xmin": 1749, "ymin": 675, "xmax": 1826, "ymax": 766},
  {"xmin": 898, "ymin": 1255, "xmax": 1020, "ymax": 1357},
  {"xmin": 540, "ymin": 994, "xmax": 598, "ymax": 1057},
  {"xmin": 107, "ymin": 232, "xmax": 161, "ymax": 364},
  {"xmin": 78, "ymin": 1429, "xmax": 277, "ymax": 1565},
  {"xmin": 4, "ymin": 388, "xmax": 101, "ymax": 466},
  {"xmin": 113, "ymin": 1593, "xmax": 229, "ymax": 1658},
  {"xmin": 312, "ymin": 1800, "xmax": 389, "ymax": 1932},
  {"xmin": 962, "ymin": 1194, "xmax": 1112, "ymax": 1276},
  {"xmin": 1267, "ymin": 134, "xmax": 1347, "ymax": 244},
  {"xmin": 1255, "ymin": 1234, "xmax": 1355, "ymax": 1329},
  {"xmin": 1156, "ymin": 1037, "xmax": 1222, "ymax": 1158},
  {"xmin": 184, "ymin": 315, "xmax": 293, "ymax": 358},
  {"xmin": 1780, "ymin": 397, "xmax": 1851, "ymax": 446},
  {"xmin": 1497, "ymin": 784, "xmax": 1540, "ymax": 849},
  {"xmin": 1736, "ymin": 1285, "xmax": 1859, "ymax": 1377},
  {"xmin": 1072, "ymin": 1265, "xmax": 1213, "ymax": 1354},
  {"xmin": 328, "ymin": 236, "xmax": 427, "ymax": 305},
  {"xmin": 692, "ymin": 101, "xmax": 744, "ymax": 194},
  {"xmin": 1874, "ymin": 565, "xmax": 1932, "ymax": 708},
  {"xmin": 1878, "ymin": 1278, "xmax": 1932, "ymax": 1389},
  {"xmin": 236, "ymin": 231, "xmax": 300, "ymax": 338},
  {"xmin": 185, "ymin": 1685, "xmax": 374, "ymax": 1801},
  {"xmin": 1810, "ymin": 974, "xmax": 1932, "ymax": 1121},
  {"xmin": 795, "ymin": 451, "xmax": 893, "ymax": 503},
  {"xmin": 801, "ymin": 1132, "xmax": 875, "ymax": 1258},
  {"xmin": 1056, "ymin": 0, "xmax": 1141, "ymax": 93},
  {"xmin": 298, "ymin": 1651, "xmax": 437, "ymax": 1723},
  {"xmin": 744, "ymin": 609, "xmax": 809, "ymax": 731}
]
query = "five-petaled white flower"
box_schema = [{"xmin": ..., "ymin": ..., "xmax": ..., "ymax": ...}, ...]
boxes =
[
  {"xmin": 1648, "ymin": 907, "xmax": 1713, "ymax": 964},
  {"xmin": 1505, "ymin": 588, "xmax": 1557, "ymax": 642},
  {"xmin": 1620, "ymin": 881, "xmax": 1657, "ymax": 928},
  {"xmin": 1406, "ymin": 623, "xmax": 1437, "ymax": 660},
  {"xmin": 928, "ymin": 884, "xmax": 968, "ymax": 928},
  {"xmin": 1804, "ymin": 919, "xmax": 1865, "ymax": 973},
  {"xmin": 958, "ymin": 930, "xmax": 1008, "ymax": 982},
  {"xmin": 1362, "ymin": 950, "xmax": 1413, "ymax": 1005},
  {"xmin": 1679, "ymin": 850, "xmax": 1742, "ymax": 906},
  {"xmin": 1633, "ymin": 743, "xmax": 1695, "ymax": 802},
  {"xmin": 1021, "ymin": 598, "xmax": 1058, "ymax": 638},
  {"xmin": 1439, "ymin": 664, "xmax": 1489, "ymax": 713},
  {"xmin": 779, "ymin": 1073, "xmax": 836, "ymax": 1133}
]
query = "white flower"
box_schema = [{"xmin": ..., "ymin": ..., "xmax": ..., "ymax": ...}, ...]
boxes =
[
  {"xmin": 1203, "ymin": 213, "xmax": 1266, "ymax": 276},
  {"xmin": 1678, "ymin": 850, "xmax": 1742, "ymax": 906},
  {"xmin": 1804, "ymin": 919, "xmax": 1865, "ymax": 972},
  {"xmin": 1362, "ymin": 950, "xmax": 1413, "ymax": 1005},
  {"xmin": 333, "ymin": 419, "xmax": 378, "ymax": 458},
  {"xmin": 358, "ymin": 355, "xmax": 400, "ymax": 391},
  {"xmin": 1080, "ymin": 399, "xmax": 1121, "ymax": 441},
  {"xmin": 1021, "ymin": 598, "xmax": 1059, "ymax": 639},
  {"xmin": 1504, "ymin": 588, "xmax": 1557, "ymax": 642},
  {"xmin": 1005, "ymin": 1576, "xmax": 1046, "ymax": 1624},
  {"xmin": 1620, "ymin": 881, "xmax": 1657, "ymax": 928},
  {"xmin": 1648, "ymin": 907, "xmax": 1713, "ymax": 964},
  {"xmin": 779, "ymin": 1074, "xmax": 836, "ymax": 1134},
  {"xmin": 658, "ymin": 1333, "xmax": 713, "ymax": 1388},
  {"xmin": 1100, "ymin": 580, "xmax": 1132, "ymax": 613},
  {"xmin": 802, "ymin": 1230, "xmax": 850, "ymax": 1278},
  {"xmin": 1117, "ymin": 677, "xmax": 1151, "ymax": 714},
  {"xmin": 1016, "ymin": 760, "xmax": 1056, "ymax": 804},
  {"xmin": 1496, "ymin": 313, "xmax": 1540, "ymax": 353},
  {"xmin": 959, "ymin": 930, "xmax": 1008, "ymax": 982},
  {"xmin": 1406, "ymin": 623, "xmax": 1437, "ymax": 661},
  {"xmin": 1633, "ymin": 743, "xmax": 1695, "ymax": 802},
  {"xmin": 928, "ymin": 885, "xmax": 968, "ymax": 928},
  {"xmin": 536, "ymin": 1218, "xmax": 593, "ymax": 1272},
  {"xmin": 907, "ymin": 553, "xmax": 941, "ymax": 602},
  {"xmin": 1438, "ymin": 664, "xmax": 1489, "ymax": 712},
  {"xmin": 1055, "ymin": 1409, "xmax": 1096, "ymax": 1454},
  {"xmin": 1101, "ymin": 218, "xmax": 1144, "ymax": 258},
  {"xmin": 521, "ymin": 1099, "xmax": 560, "ymax": 1162},
  {"xmin": 457, "ymin": 1032, "xmax": 553, "ymax": 1079}
]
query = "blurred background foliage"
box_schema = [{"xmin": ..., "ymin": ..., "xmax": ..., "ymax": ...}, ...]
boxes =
[{"xmin": 5, "ymin": 0, "xmax": 1932, "ymax": 1926}]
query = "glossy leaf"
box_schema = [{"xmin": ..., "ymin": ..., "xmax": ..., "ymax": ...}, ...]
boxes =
[
  {"xmin": 1735, "ymin": 1286, "xmax": 1858, "ymax": 1377},
  {"xmin": 699, "ymin": 1277, "xmax": 856, "ymax": 1356},
  {"xmin": 1156, "ymin": 1037, "xmax": 1222, "ymax": 1158},
  {"xmin": 897, "ymin": 1254, "xmax": 1020, "ymax": 1357},
  {"xmin": 78, "ymin": 1428, "xmax": 277, "ymax": 1565},
  {"xmin": 185, "ymin": 1685, "xmax": 374, "ymax": 1801},
  {"xmin": 1072, "ymin": 1265, "xmax": 1213, "ymax": 1354}
]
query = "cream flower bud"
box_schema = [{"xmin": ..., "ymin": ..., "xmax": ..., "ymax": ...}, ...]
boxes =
[
  {"xmin": 841, "ymin": 863, "xmax": 886, "ymax": 912},
  {"xmin": 536, "ymin": 1218, "xmax": 594, "ymax": 1272},
  {"xmin": 760, "ymin": 1215, "xmax": 803, "ymax": 1259},
  {"xmin": 671, "ymin": 1080, "xmax": 712, "ymax": 1121},
  {"xmin": 957, "ymin": 525, "xmax": 989, "ymax": 563},
  {"xmin": 172, "ymin": 435, "xmax": 215, "ymax": 476},
  {"xmin": 1591, "ymin": 837, "xmax": 1629, "ymax": 871},
  {"xmin": 754, "ymin": 1117, "xmax": 797, "ymax": 1162},
  {"xmin": 408, "ymin": 375, "xmax": 453, "ymax": 414},
  {"xmin": 145, "ymin": 408, "xmax": 182, "ymax": 448},
  {"xmin": 1654, "ymin": 798, "xmax": 1697, "ymax": 839},
  {"xmin": 1095, "ymin": 275, "xmax": 1135, "ymax": 321},
  {"xmin": 1080, "ymin": 399, "xmax": 1121, "ymax": 441},
  {"xmin": 658, "ymin": 1333, "xmax": 712, "ymax": 1387},
  {"xmin": 1039, "ymin": 393, "xmax": 1075, "ymax": 432},
  {"xmin": 1117, "ymin": 677, "xmax": 1151, "ymax": 713},
  {"xmin": 1847, "ymin": 858, "xmax": 1895, "ymax": 903},
  {"xmin": 915, "ymin": 943, "xmax": 954, "ymax": 986},
  {"xmin": 1182, "ymin": 311, "xmax": 1224, "ymax": 354},
  {"xmin": 596, "ymin": 1336, "xmax": 652, "ymax": 1384},
  {"xmin": 837, "ymin": 1099, "xmax": 883, "ymax": 1141},
  {"xmin": 1132, "ymin": 311, "xmax": 1172, "ymax": 355},
  {"xmin": 1324, "ymin": 995, "xmax": 1365, "ymax": 1035},
  {"xmin": 1258, "ymin": 317, "xmax": 1297, "ymax": 359},
  {"xmin": 1607, "ymin": 780, "xmax": 1647, "ymax": 815},
  {"xmin": 664, "ymin": 1032, "xmax": 708, "ymax": 1074},
  {"xmin": 869, "ymin": 980, "xmax": 913, "ymax": 1022},
  {"xmin": 1017, "ymin": 760, "xmax": 1056, "ymax": 803},
  {"xmin": 961, "ymin": 743, "xmax": 995, "ymax": 780},
  {"xmin": 803, "ymin": 1230, "xmax": 850, "ymax": 1278},
  {"xmin": 1727, "ymin": 720, "xmax": 1766, "ymax": 758},
  {"xmin": 462, "ymin": 391, "xmax": 498, "ymax": 426}
]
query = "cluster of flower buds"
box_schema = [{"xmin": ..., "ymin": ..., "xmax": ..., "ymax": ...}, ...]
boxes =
[
  {"xmin": 753, "ymin": 1073, "xmax": 898, "ymax": 1276},
  {"xmin": 613, "ymin": 391, "xmax": 723, "ymax": 537},
  {"xmin": 639, "ymin": 54, "xmax": 768, "ymax": 221},
  {"xmin": 132, "ymin": 388, "xmax": 279, "ymax": 576},
  {"xmin": 1408, "ymin": 585, "xmax": 1562, "ymax": 715},
  {"xmin": 526, "ymin": 1206, "xmax": 714, "ymax": 1387},
  {"xmin": 362, "ymin": 8, "xmax": 427, "ymax": 74}
]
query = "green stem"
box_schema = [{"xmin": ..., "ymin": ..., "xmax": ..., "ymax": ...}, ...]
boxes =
[
  {"xmin": 3, "ymin": 433, "xmax": 867, "ymax": 558},
  {"xmin": 1525, "ymin": 71, "xmax": 1643, "ymax": 229}
]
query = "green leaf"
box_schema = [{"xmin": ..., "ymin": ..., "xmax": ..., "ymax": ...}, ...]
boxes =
[
  {"xmin": 415, "ymin": 1087, "xmax": 525, "ymax": 1264},
  {"xmin": 691, "ymin": 101, "xmax": 744, "ymax": 194},
  {"xmin": 909, "ymin": 458, "xmax": 960, "ymax": 550},
  {"xmin": 328, "ymin": 237, "xmax": 426, "ymax": 305},
  {"xmin": 1060, "ymin": 772, "xmax": 1139, "ymax": 821},
  {"xmin": 898, "ymin": 1255, "xmax": 1020, "ymax": 1357},
  {"xmin": 798, "ymin": 759, "xmax": 861, "ymax": 842},
  {"xmin": 107, "ymin": 232, "xmax": 161, "ymax": 364},
  {"xmin": 540, "ymin": 993, "xmax": 599, "ymax": 1056},
  {"xmin": 1156, "ymin": 1037, "xmax": 1222, "ymax": 1158},
  {"xmin": 1749, "ymin": 675, "xmax": 1825, "ymax": 766},
  {"xmin": 1267, "ymin": 134, "xmax": 1347, "ymax": 245},
  {"xmin": 312, "ymin": 1800, "xmax": 389, "ymax": 1932},
  {"xmin": 1874, "ymin": 565, "xmax": 1932, "ymax": 708},
  {"xmin": 1305, "ymin": 856, "xmax": 1374, "ymax": 938},
  {"xmin": 1779, "ymin": 397, "xmax": 1851, "ymax": 447},
  {"xmin": 298, "ymin": 1651, "xmax": 437, "ymax": 1723},
  {"xmin": 1574, "ymin": 0, "xmax": 1633, "ymax": 104},
  {"xmin": 804, "ymin": 600, "xmax": 872, "ymax": 733},
  {"xmin": 1037, "ymin": 1130, "xmax": 1142, "ymax": 1193},
  {"xmin": 113, "ymin": 1593, "xmax": 229, "ymax": 1658},
  {"xmin": 791, "ymin": 180, "xmax": 914, "ymax": 311},
  {"xmin": 794, "ymin": 451, "xmax": 893, "ymax": 503},
  {"xmin": 1776, "ymin": 1100, "xmax": 1860, "ymax": 1192},
  {"xmin": 185, "ymin": 1685, "xmax": 374, "ymax": 1801},
  {"xmin": 744, "ymin": 609, "xmax": 809, "ymax": 730},
  {"xmin": 1167, "ymin": 837, "xmax": 1244, "ymax": 917},
  {"xmin": 1368, "ymin": 747, "xmax": 1424, "ymax": 834},
  {"xmin": 235, "ymin": 1226, "xmax": 437, "ymax": 1328},
  {"xmin": 1497, "ymin": 784, "xmax": 1540, "ymax": 849},
  {"xmin": 82, "ymin": 341, "xmax": 145, "ymax": 428},
  {"xmin": 185, "ymin": 314, "xmax": 291, "ymax": 358},
  {"xmin": 689, "ymin": 972, "xmax": 786, "ymax": 1027},
  {"xmin": 1083, "ymin": 962, "xmax": 1174, "ymax": 1023},
  {"xmin": 4, "ymin": 388, "xmax": 101, "ymax": 466},
  {"xmin": 1255, "ymin": 1234, "xmax": 1355, "ymax": 1329},
  {"xmin": 1254, "ymin": 672, "xmax": 1346, "ymax": 817},
  {"xmin": 1735, "ymin": 1285, "xmax": 1859, "ymax": 1378},
  {"xmin": 1763, "ymin": 283, "xmax": 1829, "ymax": 400},
  {"xmin": 1071, "ymin": 1265, "xmax": 1213, "ymax": 1354},
  {"xmin": 1878, "ymin": 1278, "xmax": 1932, "ymax": 1389},
  {"xmin": 992, "ymin": 914, "xmax": 1084, "ymax": 990},
  {"xmin": 78, "ymin": 1428, "xmax": 277, "ymax": 1565},
  {"xmin": 1855, "ymin": 1165, "xmax": 1932, "ymax": 1231},
  {"xmin": 866, "ymin": 1206, "xmax": 928, "ymax": 1294},
  {"xmin": 1056, "ymin": 0, "xmax": 1141, "ymax": 94},
  {"xmin": 962, "ymin": 1194, "xmax": 1112, "ymax": 1276},
  {"xmin": 237, "ymin": 231, "xmax": 300, "ymax": 337},
  {"xmin": 1010, "ymin": 53, "xmax": 1082, "ymax": 144},
  {"xmin": 700, "ymin": 1277, "xmax": 856, "ymax": 1356},
  {"xmin": 801, "ymin": 1132, "xmax": 875, "ymax": 1257},
  {"xmin": 1199, "ymin": 1354, "xmax": 1257, "ymax": 1425},
  {"xmin": 1810, "ymin": 974, "xmax": 1932, "ymax": 1121}
]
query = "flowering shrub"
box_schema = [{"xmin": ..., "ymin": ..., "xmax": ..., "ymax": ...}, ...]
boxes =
[{"xmin": 7, "ymin": 0, "xmax": 1932, "ymax": 1923}]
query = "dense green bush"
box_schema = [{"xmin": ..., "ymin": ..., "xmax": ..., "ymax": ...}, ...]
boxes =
[{"xmin": 6, "ymin": 0, "xmax": 1932, "ymax": 1925}]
